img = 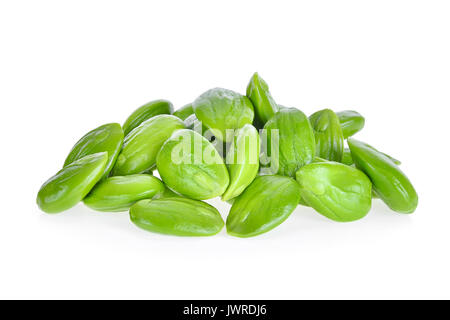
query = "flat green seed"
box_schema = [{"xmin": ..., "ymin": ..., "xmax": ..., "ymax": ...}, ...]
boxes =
[
  {"xmin": 309, "ymin": 109, "xmax": 344, "ymax": 162},
  {"xmin": 130, "ymin": 198, "xmax": 224, "ymax": 236},
  {"xmin": 112, "ymin": 115, "xmax": 185, "ymax": 176},
  {"xmin": 156, "ymin": 129, "xmax": 229, "ymax": 200},
  {"xmin": 123, "ymin": 99, "xmax": 173, "ymax": 136},
  {"xmin": 262, "ymin": 107, "xmax": 316, "ymax": 177},
  {"xmin": 83, "ymin": 174, "xmax": 165, "ymax": 212},
  {"xmin": 193, "ymin": 88, "xmax": 254, "ymax": 142},
  {"xmin": 222, "ymin": 124, "xmax": 260, "ymax": 201},
  {"xmin": 63, "ymin": 123, "xmax": 123, "ymax": 180},
  {"xmin": 296, "ymin": 161, "xmax": 372, "ymax": 222},
  {"xmin": 227, "ymin": 175, "xmax": 301, "ymax": 237},
  {"xmin": 348, "ymin": 138, "xmax": 418, "ymax": 213},
  {"xmin": 336, "ymin": 110, "xmax": 365, "ymax": 139},
  {"xmin": 37, "ymin": 152, "xmax": 108, "ymax": 214},
  {"xmin": 246, "ymin": 72, "xmax": 279, "ymax": 125}
]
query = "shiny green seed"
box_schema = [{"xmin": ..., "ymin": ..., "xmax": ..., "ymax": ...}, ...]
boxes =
[
  {"xmin": 296, "ymin": 162, "xmax": 372, "ymax": 222},
  {"xmin": 309, "ymin": 109, "xmax": 344, "ymax": 162},
  {"xmin": 336, "ymin": 110, "xmax": 365, "ymax": 139},
  {"xmin": 37, "ymin": 152, "xmax": 108, "ymax": 214},
  {"xmin": 227, "ymin": 175, "xmax": 301, "ymax": 237},
  {"xmin": 63, "ymin": 123, "xmax": 123, "ymax": 180},
  {"xmin": 112, "ymin": 115, "xmax": 185, "ymax": 176},
  {"xmin": 193, "ymin": 88, "xmax": 254, "ymax": 142},
  {"xmin": 222, "ymin": 124, "xmax": 260, "ymax": 201},
  {"xmin": 262, "ymin": 107, "xmax": 316, "ymax": 177},
  {"xmin": 84, "ymin": 174, "xmax": 165, "ymax": 212},
  {"xmin": 348, "ymin": 138, "xmax": 417, "ymax": 213},
  {"xmin": 130, "ymin": 198, "xmax": 224, "ymax": 236},
  {"xmin": 123, "ymin": 99, "xmax": 173, "ymax": 136},
  {"xmin": 156, "ymin": 129, "xmax": 229, "ymax": 200},
  {"xmin": 246, "ymin": 72, "xmax": 279, "ymax": 126}
]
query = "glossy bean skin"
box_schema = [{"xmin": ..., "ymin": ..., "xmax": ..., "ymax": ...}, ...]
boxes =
[
  {"xmin": 226, "ymin": 175, "xmax": 301, "ymax": 237},
  {"xmin": 63, "ymin": 123, "xmax": 123, "ymax": 180},
  {"xmin": 112, "ymin": 115, "xmax": 185, "ymax": 176},
  {"xmin": 296, "ymin": 162, "xmax": 372, "ymax": 222},
  {"xmin": 193, "ymin": 88, "xmax": 254, "ymax": 142},
  {"xmin": 156, "ymin": 129, "xmax": 229, "ymax": 200},
  {"xmin": 348, "ymin": 138, "xmax": 418, "ymax": 213},
  {"xmin": 129, "ymin": 198, "xmax": 224, "ymax": 236},
  {"xmin": 246, "ymin": 72, "xmax": 279, "ymax": 126},
  {"xmin": 173, "ymin": 103, "xmax": 194, "ymax": 121},
  {"xmin": 222, "ymin": 124, "xmax": 260, "ymax": 201},
  {"xmin": 336, "ymin": 110, "xmax": 365, "ymax": 139},
  {"xmin": 123, "ymin": 99, "xmax": 173, "ymax": 136},
  {"xmin": 309, "ymin": 109, "xmax": 344, "ymax": 162},
  {"xmin": 37, "ymin": 152, "xmax": 108, "ymax": 213},
  {"xmin": 83, "ymin": 174, "xmax": 165, "ymax": 212},
  {"xmin": 262, "ymin": 108, "xmax": 316, "ymax": 177}
]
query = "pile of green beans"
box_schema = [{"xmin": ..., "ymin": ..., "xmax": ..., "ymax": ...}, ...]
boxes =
[{"xmin": 37, "ymin": 73, "xmax": 418, "ymax": 237}]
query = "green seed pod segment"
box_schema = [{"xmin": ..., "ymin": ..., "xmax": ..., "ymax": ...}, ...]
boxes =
[
  {"xmin": 112, "ymin": 115, "xmax": 185, "ymax": 176},
  {"xmin": 226, "ymin": 175, "xmax": 301, "ymax": 238},
  {"xmin": 156, "ymin": 129, "xmax": 230, "ymax": 200},
  {"xmin": 309, "ymin": 109, "xmax": 344, "ymax": 162},
  {"xmin": 246, "ymin": 72, "xmax": 279, "ymax": 126},
  {"xmin": 193, "ymin": 88, "xmax": 254, "ymax": 142},
  {"xmin": 37, "ymin": 152, "xmax": 108, "ymax": 214},
  {"xmin": 222, "ymin": 124, "xmax": 260, "ymax": 201},
  {"xmin": 296, "ymin": 161, "xmax": 372, "ymax": 222},
  {"xmin": 348, "ymin": 138, "xmax": 418, "ymax": 213},
  {"xmin": 130, "ymin": 198, "xmax": 224, "ymax": 236},
  {"xmin": 83, "ymin": 174, "xmax": 165, "ymax": 212},
  {"xmin": 123, "ymin": 99, "xmax": 173, "ymax": 136},
  {"xmin": 63, "ymin": 123, "xmax": 123, "ymax": 180},
  {"xmin": 262, "ymin": 107, "xmax": 316, "ymax": 177},
  {"xmin": 336, "ymin": 110, "xmax": 365, "ymax": 139}
]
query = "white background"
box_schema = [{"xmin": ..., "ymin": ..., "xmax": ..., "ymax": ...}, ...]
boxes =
[{"xmin": 1, "ymin": 0, "xmax": 449, "ymax": 299}]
